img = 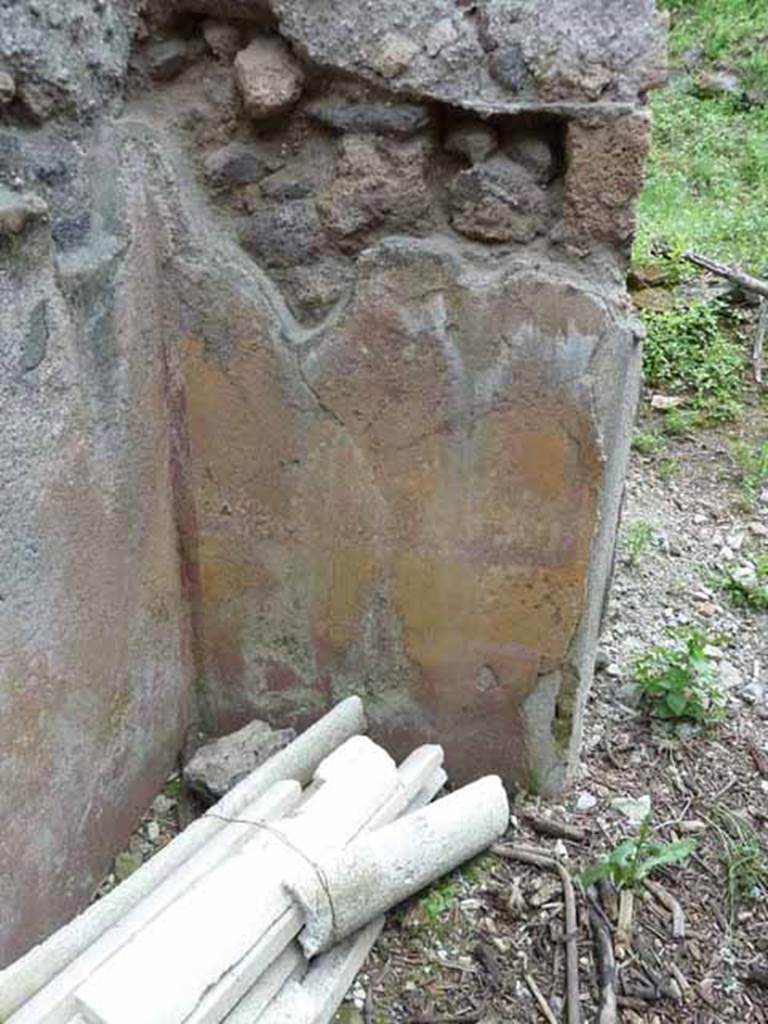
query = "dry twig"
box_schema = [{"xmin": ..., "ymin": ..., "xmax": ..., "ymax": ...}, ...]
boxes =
[
  {"xmin": 683, "ymin": 251, "xmax": 768, "ymax": 300},
  {"xmin": 753, "ymin": 299, "xmax": 767, "ymax": 385},
  {"xmin": 587, "ymin": 890, "xmax": 618, "ymax": 1024},
  {"xmin": 523, "ymin": 813, "xmax": 587, "ymax": 844},
  {"xmin": 492, "ymin": 844, "xmax": 580, "ymax": 1024},
  {"xmin": 643, "ymin": 879, "xmax": 686, "ymax": 939},
  {"xmin": 615, "ymin": 890, "xmax": 634, "ymax": 958},
  {"xmin": 524, "ymin": 972, "xmax": 559, "ymax": 1024}
]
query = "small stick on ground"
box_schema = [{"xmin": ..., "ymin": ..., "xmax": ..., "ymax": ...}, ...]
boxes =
[
  {"xmin": 587, "ymin": 890, "xmax": 618, "ymax": 1024},
  {"xmin": 523, "ymin": 812, "xmax": 587, "ymax": 843},
  {"xmin": 525, "ymin": 972, "xmax": 559, "ymax": 1024},
  {"xmin": 753, "ymin": 299, "xmax": 767, "ymax": 385},
  {"xmin": 683, "ymin": 251, "xmax": 768, "ymax": 300},
  {"xmin": 492, "ymin": 844, "xmax": 580, "ymax": 1024},
  {"xmin": 615, "ymin": 890, "xmax": 634, "ymax": 958},
  {"xmin": 644, "ymin": 879, "xmax": 685, "ymax": 939}
]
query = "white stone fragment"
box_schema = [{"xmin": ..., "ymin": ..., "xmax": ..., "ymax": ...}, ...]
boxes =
[{"xmin": 611, "ymin": 794, "xmax": 651, "ymax": 824}]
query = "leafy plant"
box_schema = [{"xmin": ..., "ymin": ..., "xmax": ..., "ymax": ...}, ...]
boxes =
[
  {"xmin": 640, "ymin": 301, "xmax": 745, "ymax": 424},
  {"xmin": 420, "ymin": 879, "xmax": 458, "ymax": 924},
  {"xmin": 731, "ymin": 439, "xmax": 768, "ymax": 510},
  {"xmin": 633, "ymin": 429, "xmax": 667, "ymax": 456},
  {"xmin": 710, "ymin": 805, "xmax": 768, "ymax": 921},
  {"xmin": 662, "ymin": 406, "xmax": 698, "ymax": 436},
  {"xmin": 656, "ymin": 456, "xmax": 679, "ymax": 482},
  {"xmin": 718, "ymin": 556, "xmax": 768, "ymax": 611},
  {"xmin": 580, "ymin": 817, "xmax": 696, "ymax": 891},
  {"xmin": 624, "ymin": 520, "xmax": 656, "ymax": 567},
  {"xmin": 633, "ymin": 629, "xmax": 725, "ymax": 725}
]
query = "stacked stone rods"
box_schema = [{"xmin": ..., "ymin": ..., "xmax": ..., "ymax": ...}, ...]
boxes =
[
  {"xmin": 3, "ymin": 698, "xmax": 509, "ymax": 1024},
  {"xmin": 0, "ymin": 696, "xmax": 367, "ymax": 1022}
]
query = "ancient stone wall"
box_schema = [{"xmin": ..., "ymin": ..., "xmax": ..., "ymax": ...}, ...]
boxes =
[{"xmin": 0, "ymin": 0, "xmax": 666, "ymax": 964}]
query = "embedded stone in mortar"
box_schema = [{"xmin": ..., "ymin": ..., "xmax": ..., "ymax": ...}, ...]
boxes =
[{"xmin": 234, "ymin": 36, "xmax": 304, "ymax": 120}]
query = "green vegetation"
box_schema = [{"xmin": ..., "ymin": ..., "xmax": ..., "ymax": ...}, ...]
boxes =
[
  {"xmin": 419, "ymin": 878, "xmax": 458, "ymax": 924},
  {"xmin": 580, "ymin": 816, "xmax": 696, "ymax": 891},
  {"xmin": 656, "ymin": 455, "xmax": 679, "ymax": 482},
  {"xmin": 640, "ymin": 301, "xmax": 745, "ymax": 423},
  {"xmin": 633, "ymin": 629, "xmax": 725, "ymax": 726},
  {"xmin": 718, "ymin": 556, "xmax": 768, "ymax": 611},
  {"xmin": 731, "ymin": 439, "xmax": 768, "ymax": 509},
  {"xmin": 709, "ymin": 805, "xmax": 768, "ymax": 921},
  {"xmin": 633, "ymin": 429, "xmax": 667, "ymax": 455},
  {"xmin": 624, "ymin": 520, "xmax": 656, "ymax": 567},
  {"xmin": 636, "ymin": 0, "xmax": 768, "ymax": 273}
]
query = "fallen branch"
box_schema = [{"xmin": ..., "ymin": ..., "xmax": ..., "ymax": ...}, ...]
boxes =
[
  {"xmin": 523, "ymin": 812, "xmax": 587, "ymax": 844},
  {"xmin": 754, "ymin": 299, "xmax": 767, "ymax": 385},
  {"xmin": 408, "ymin": 1013, "xmax": 483, "ymax": 1024},
  {"xmin": 492, "ymin": 844, "xmax": 580, "ymax": 1024},
  {"xmin": 643, "ymin": 879, "xmax": 685, "ymax": 939},
  {"xmin": 749, "ymin": 740, "xmax": 768, "ymax": 777},
  {"xmin": 683, "ymin": 251, "xmax": 768, "ymax": 300},
  {"xmin": 615, "ymin": 890, "xmax": 634, "ymax": 958},
  {"xmin": 525, "ymin": 972, "xmax": 559, "ymax": 1024},
  {"xmin": 587, "ymin": 890, "xmax": 618, "ymax": 1024}
]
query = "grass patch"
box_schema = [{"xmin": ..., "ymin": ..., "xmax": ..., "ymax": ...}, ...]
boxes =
[
  {"xmin": 635, "ymin": 0, "xmax": 768, "ymax": 273},
  {"xmin": 633, "ymin": 429, "xmax": 667, "ymax": 455},
  {"xmin": 731, "ymin": 439, "xmax": 768, "ymax": 509},
  {"xmin": 709, "ymin": 804, "xmax": 768, "ymax": 923},
  {"xmin": 624, "ymin": 520, "xmax": 656, "ymax": 567},
  {"xmin": 641, "ymin": 301, "xmax": 745, "ymax": 423}
]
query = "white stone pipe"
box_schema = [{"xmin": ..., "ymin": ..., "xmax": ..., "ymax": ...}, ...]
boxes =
[
  {"xmin": 292, "ymin": 775, "xmax": 509, "ymax": 958},
  {"xmin": 190, "ymin": 749, "xmax": 445, "ymax": 1024},
  {"xmin": 253, "ymin": 764, "xmax": 449, "ymax": 1024},
  {"xmin": 8, "ymin": 781, "xmax": 303, "ymax": 1024},
  {"xmin": 260, "ymin": 918, "xmax": 384, "ymax": 1024},
  {"xmin": 217, "ymin": 942, "xmax": 305, "ymax": 1024},
  {"xmin": 74, "ymin": 739, "xmax": 402, "ymax": 1024},
  {"xmin": 0, "ymin": 696, "xmax": 366, "ymax": 1020}
]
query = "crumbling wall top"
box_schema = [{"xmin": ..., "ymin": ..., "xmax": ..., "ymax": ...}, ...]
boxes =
[{"xmin": 271, "ymin": 0, "xmax": 668, "ymax": 114}]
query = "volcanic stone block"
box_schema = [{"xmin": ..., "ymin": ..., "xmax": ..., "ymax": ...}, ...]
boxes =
[
  {"xmin": 560, "ymin": 113, "xmax": 652, "ymax": 247},
  {"xmin": 449, "ymin": 155, "xmax": 551, "ymax": 243},
  {"xmin": 234, "ymin": 36, "xmax": 304, "ymax": 120}
]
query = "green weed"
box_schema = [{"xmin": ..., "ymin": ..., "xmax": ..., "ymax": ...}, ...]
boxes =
[
  {"xmin": 731, "ymin": 439, "xmax": 768, "ymax": 509},
  {"xmin": 718, "ymin": 556, "xmax": 768, "ymax": 611},
  {"xmin": 661, "ymin": 407, "xmax": 698, "ymax": 436},
  {"xmin": 640, "ymin": 302, "xmax": 745, "ymax": 423},
  {"xmin": 633, "ymin": 430, "xmax": 667, "ymax": 455},
  {"xmin": 419, "ymin": 879, "xmax": 458, "ymax": 924},
  {"xmin": 709, "ymin": 804, "xmax": 768, "ymax": 921},
  {"xmin": 633, "ymin": 629, "xmax": 725, "ymax": 726},
  {"xmin": 656, "ymin": 456, "xmax": 679, "ymax": 482},
  {"xmin": 580, "ymin": 816, "xmax": 696, "ymax": 891},
  {"xmin": 624, "ymin": 520, "xmax": 656, "ymax": 567}
]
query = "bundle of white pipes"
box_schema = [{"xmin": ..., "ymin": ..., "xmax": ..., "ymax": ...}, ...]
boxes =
[{"xmin": 0, "ymin": 697, "xmax": 509, "ymax": 1024}]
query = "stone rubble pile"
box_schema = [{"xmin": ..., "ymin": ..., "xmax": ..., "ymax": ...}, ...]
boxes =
[{"xmin": 0, "ymin": 698, "xmax": 509, "ymax": 1024}]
